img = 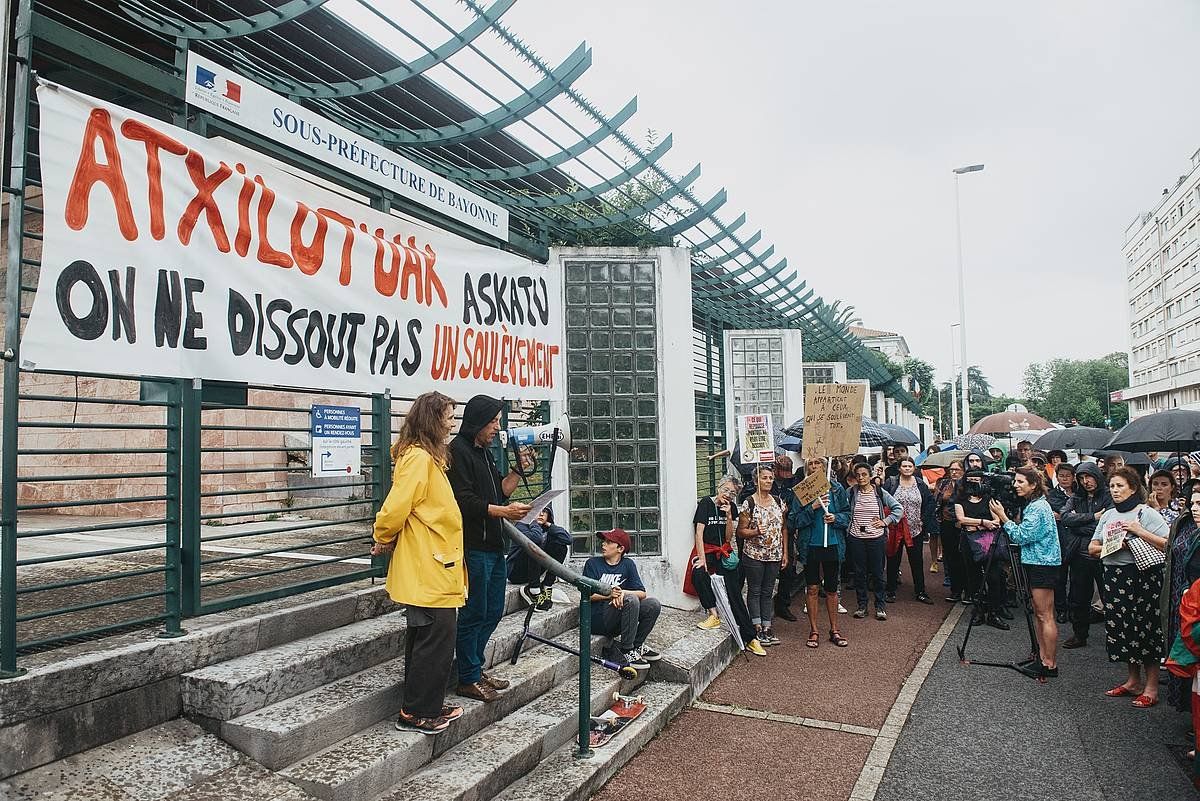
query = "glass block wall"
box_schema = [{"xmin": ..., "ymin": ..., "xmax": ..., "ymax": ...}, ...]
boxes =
[
  {"xmin": 729, "ymin": 334, "xmax": 786, "ymax": 420},
  {"xmin": 803, "ymin": 365, "xmax": 836, "ymax": 385},
  {"xmin": 564, "ymin": 260, "xmax": 662, "ymax": 556}
]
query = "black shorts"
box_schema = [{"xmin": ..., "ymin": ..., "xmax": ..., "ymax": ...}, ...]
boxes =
[
  {"xmin": 804, "ymin": 546, "xmax": 840, "ymax": 593},
  {"xmin": 1024, "ymin": 564, "xmax": 1059, "ymax": 589}
]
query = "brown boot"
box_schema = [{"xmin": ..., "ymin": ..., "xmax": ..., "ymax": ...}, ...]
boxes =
[
  {"xmin": 456, "ymin": 681, "xmax": 499, "ymax": 702},
  {"xmin": 480, "ymin": 672, "xmax": 510, "ymax": 690}
]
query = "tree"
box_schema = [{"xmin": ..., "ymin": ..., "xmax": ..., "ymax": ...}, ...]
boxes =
[
  {"xmin": 901, "ymin": 356, "xmax": 936, "ymax": 417},
  {"xmin": 1022, "ymin": 353, "xmax": 1129, "ymax": 428}
]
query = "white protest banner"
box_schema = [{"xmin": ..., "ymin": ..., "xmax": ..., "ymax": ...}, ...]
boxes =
[
  {"xmin": 22, "ymin": 83, "xmax": 563, "ymax": 401},
  {"xmin": 185, "ymin": 52, "xmax": 508, "ymax": 241},
  {"xmin": 737, "ymin": 414, "xmax": 776, "ymax": 464},
  {"xmin": 801, "ymin": 383, "xmax": 868, "ymax": 459}
]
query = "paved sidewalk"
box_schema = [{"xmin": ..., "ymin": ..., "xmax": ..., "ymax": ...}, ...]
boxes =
[
  {"xmin": 595, "ymin": 593, "xmax": 957, "ymax": 801},
  {"xmin": 876, "ymin": 609, "xmax": 1200, "ymax": 801}
]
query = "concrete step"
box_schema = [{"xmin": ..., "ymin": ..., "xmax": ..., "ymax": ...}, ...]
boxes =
[
  {"xmin": 376, "ymin": 659, "xmax": 639, "ymax": 801},
  {"xmin": 221, "ymin": 599, "xmax": 580, "ymax": 771},
  {"xmin": 181, "ymin": 612, "xmax": 409, "ymax": 723},
  {"xmin": 278, "ymin": 604, "xmax": 582, "ymax": 801},
  {"xmin": 181, "ymin": 585, "xmax": 536, "ymax": 724},
  {"xmin": 491, "ymin": 680, "xmax": 692, "ymax": 801}
]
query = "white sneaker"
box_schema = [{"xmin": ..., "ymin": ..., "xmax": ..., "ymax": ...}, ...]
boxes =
[{"xmin": 838, "ymin": 602, "xmax": 848, "ymax": 614}]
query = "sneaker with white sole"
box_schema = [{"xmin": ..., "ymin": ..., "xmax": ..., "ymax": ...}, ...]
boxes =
[
  {"xmin": 533, "ymin": 587, "xmax": 553, "ymax": 613},
  {"xmin": 838, "ymin": 603, "xmax": 848, "ymax": 614},
  {"xmin": 521, "ymin": 584, "xmax": 542, "ymax": 608},
  {"xmin": 853, "ymin": 608, "xmax": 867, "ymax": 619},
  {"xmin": 696, "ymin": 612, "xmax": 722, "ymax": 630},
  {"xmin": 395, "ymin": 709, "xmax": 451, "ymax": 735},
  {"xmin": 624, "ymin": 649, "xmax": 651, "ymax": 670},
  {"xmin": 638, "ymin": 646, "xmax": 662, "ymax": 661},
  {"xmin": 875, "ymin": 609, "xmax": 888, "ymax": 621},
  {"xmin": 746, "ymin": 639, "xmax": 768, "ymax": 656}
]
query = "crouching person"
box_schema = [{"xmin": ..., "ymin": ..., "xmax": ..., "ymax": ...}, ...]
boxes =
[
  {"xmin": 508, "ymin": 507, "xmax": 572, "ymax": 612},
  {"xmin": 583, "ymin": 528, "xmax": 663, "ymax": 670}
]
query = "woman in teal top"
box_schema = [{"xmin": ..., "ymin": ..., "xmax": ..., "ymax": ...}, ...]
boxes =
[
  {"xmin": 990, "ymin": 466, "xmax": 1062, "ymax": 678},
  {"xmin": 791, "ymin": 457, "xmax": 851, "ymax": 648}
]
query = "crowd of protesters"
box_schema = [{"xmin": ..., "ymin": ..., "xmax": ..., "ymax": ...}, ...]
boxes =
[{"xmin": 689, "ymin": 439, "xmax": 1200, "ymax": 701}]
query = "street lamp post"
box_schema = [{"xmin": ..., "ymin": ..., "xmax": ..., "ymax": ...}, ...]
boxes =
[
  {"xmin": 953, "ymin": 163, "xmax": 984, "ymax": 436},
  {"xmin": 950, "ymin": 322, "xmax": 961, "ymax": 437}
]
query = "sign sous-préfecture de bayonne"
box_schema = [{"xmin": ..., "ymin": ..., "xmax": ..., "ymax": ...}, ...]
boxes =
[
  {"xmin": 20, "ymin": 82, "xmax": 563, "ymax": 401},
  {"xmin": 185, "ymin": 52, "xmax": 508, "ymax": 242}
]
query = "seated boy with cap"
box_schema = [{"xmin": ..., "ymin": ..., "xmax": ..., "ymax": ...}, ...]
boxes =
[{"xmin": 582, "ymin": 528, "xmax": 663, "ymax": 670}]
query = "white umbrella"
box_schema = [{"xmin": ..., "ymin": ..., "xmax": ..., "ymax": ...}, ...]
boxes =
[{"xmin": 708, "ymin": 575, "xmax": 746, "ymax": 652}]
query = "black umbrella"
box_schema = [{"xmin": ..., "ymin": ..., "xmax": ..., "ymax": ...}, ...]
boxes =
[
  {"xmin": 781, "ymin": 416, "xmax": 891, "ymax": 448},
  {"xmin": 879, "ymin": 423, "xmax": 920, "ymax": 446},
  {"xmin": 1102, "ymin": 410, "xmax": 1200, "ymax": 454},
  {"xmin": 1032, "ymin": 426, "xmax": 1112, "ymax": 452},
  {"xmin": 1089, "ymin": 449, "xmax": 1151, "ymax": 467}
]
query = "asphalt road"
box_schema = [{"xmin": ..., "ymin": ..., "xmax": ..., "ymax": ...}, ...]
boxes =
[{"xmin": 877, "ymin": 608, "xmax": 1198, "ymax": 801}]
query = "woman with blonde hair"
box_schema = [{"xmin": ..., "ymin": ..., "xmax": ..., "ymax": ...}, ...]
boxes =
[{"xmin": 371, "ymin": 391, "xmax": 465, "ymax": 735}]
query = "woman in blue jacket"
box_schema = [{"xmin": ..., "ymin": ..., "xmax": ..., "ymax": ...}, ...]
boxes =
[
  {"xmin": 990, "ymin": 466, "xmax": 1063, "ymax": 677},
  {"xmin": 791, "ymin": 457, "xmax": 852, "ymax": 647}
]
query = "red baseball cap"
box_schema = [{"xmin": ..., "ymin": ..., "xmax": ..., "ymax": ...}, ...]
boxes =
[{"xmin": 599, "ymin": 528, "xmax": 632, "ymax": 553}]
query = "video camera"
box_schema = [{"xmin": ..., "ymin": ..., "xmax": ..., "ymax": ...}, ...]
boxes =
[{"xmin": 979, "ymin": 471, "xmax": 1021, "ymax": 518}]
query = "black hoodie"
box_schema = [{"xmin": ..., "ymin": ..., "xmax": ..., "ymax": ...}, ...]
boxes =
[
  {"xmin": 1059, "ymin": 461, "xmax": 1111, "ymax": 559},
  {"xmin": 447, "ymin": 395, "xmax": 507, "ymax": 552}
]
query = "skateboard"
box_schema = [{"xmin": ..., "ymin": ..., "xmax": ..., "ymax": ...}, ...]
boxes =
[{"xmin": 580, "ymin": 693, "xmax": 647, "ymax": 748}]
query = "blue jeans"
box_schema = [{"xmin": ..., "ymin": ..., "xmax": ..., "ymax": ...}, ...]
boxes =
[{"xmin": 456, "ymin": 549, "xmax": 507, "ymax": 684}]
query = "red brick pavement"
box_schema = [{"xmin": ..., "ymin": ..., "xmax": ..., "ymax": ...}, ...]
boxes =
[{"xmin": 594, "ymin": 594, "xmax": 953, "ymax": 801}]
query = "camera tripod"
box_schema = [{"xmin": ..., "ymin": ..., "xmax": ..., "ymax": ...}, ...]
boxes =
[{"xmin": 956, "ymin": 523, "xmax": 1045, "ymax": 681}]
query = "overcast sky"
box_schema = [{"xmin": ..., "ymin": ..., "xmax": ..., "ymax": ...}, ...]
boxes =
[{"xmin": 503, "ymin": 0, "xmax": 1200, "ymax": 395}]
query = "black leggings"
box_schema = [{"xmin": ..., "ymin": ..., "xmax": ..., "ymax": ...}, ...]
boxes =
[
  {"xmin": 886, "ymin": 539, "xmax": 926, "ymax": 595},
  {"xmin": 939, "ymin": 520, "xmax": 963, "ymax": 597}
]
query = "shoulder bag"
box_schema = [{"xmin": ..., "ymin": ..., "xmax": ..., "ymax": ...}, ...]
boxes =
[{"xmin": 1126, "ymin": 507, "xmax": 1166, "ymax": 571}]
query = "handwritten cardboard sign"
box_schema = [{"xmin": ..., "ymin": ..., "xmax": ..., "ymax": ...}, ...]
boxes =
[
  {"xmin": 802, "ymin": 383, "xmax": 868, "ymax": 459},
  {"xmin": 793, "ymin": 470, "xmax": 832, "ymax": 507}
]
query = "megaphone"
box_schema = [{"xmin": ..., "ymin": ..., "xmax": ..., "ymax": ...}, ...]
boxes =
[{"xmin": 499, "ymin": 415, "xmax": 572, "ymax": 478}]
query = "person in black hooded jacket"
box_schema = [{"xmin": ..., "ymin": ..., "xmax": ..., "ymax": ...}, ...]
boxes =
[
  {"xmin": 1058, "ymin": 460, "xmax": 1111, "ymax": 648},
  {"xmin": 447, "ymin": 395, "xmax": 531, "ymax": 702}
]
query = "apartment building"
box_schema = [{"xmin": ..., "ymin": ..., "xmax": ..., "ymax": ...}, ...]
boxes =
[{"xmin": 1121, "ymin": 147, "xmax": 1200, "ymax": 418}]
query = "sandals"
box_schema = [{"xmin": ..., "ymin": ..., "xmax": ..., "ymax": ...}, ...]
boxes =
[
  {"xmin": 806, "ymin": 630, "xmax": 820, "ymax": 648},
  {"xmin": 1131, "ymin": 694, "xmax": 1158, "ymax": 709},
  {"xmin": 829, "ymin": 630, "xmax": 849, "ymax": 647},
  {"xmin": 1104, "ymin": 684, "xmax": 1143, "ymax": 698}
]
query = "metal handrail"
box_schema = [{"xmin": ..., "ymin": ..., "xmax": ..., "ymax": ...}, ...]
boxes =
[
  {"xmin": 501, "ymin": 519, "xmax": 610, "ymax": 757},
  {"xmin": 501, "ymin": 520, "xmax": 606, "ymax": 596}
]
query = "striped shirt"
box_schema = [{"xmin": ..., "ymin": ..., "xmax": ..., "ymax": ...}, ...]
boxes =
[{"xmin": 851, "ymin": 489, "xmax": 883, "ymax": 539}]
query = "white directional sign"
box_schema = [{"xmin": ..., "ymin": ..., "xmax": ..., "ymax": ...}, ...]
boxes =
[{"xmin": 311, "ymin": 404, "xmax": 362, "ymax": 478}]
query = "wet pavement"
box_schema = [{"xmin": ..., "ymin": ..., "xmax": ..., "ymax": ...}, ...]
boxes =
[{"xmin": 595, "ymin": 586, "xmax": 1200, "ymax": 801}]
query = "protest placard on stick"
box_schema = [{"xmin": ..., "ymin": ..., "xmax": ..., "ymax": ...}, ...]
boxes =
[
  {"xmin": 737, "ymin": 414, "xmax": 776, "ymax": 464},
  {"xmin": 793, "ymin": 470, "xmax": 832, "ymax": 507},
  {"xmin": 801, "ymin": 383, "xmax": 868, "ymax": 459}
]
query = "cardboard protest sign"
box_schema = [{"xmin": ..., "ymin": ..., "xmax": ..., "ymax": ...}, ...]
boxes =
[
  {"xmin": 793, "ymin": 470, "xmax": 831, "ymax": 507},
  {"xmin": 23, "ymin": 83, "xmax": 563, "ymax": 400},
  {"xmin": 737, "ymin": 414, "xmax": 776, "ymax": 464},
  {"xmin": 801, "ymin": 383, "xmax": 868, "ymax": 458}
]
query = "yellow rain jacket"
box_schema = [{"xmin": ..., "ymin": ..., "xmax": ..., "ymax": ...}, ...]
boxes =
[{"xmin": 373, "ymin": 446, "xmax": 466, "ymax": 608}]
